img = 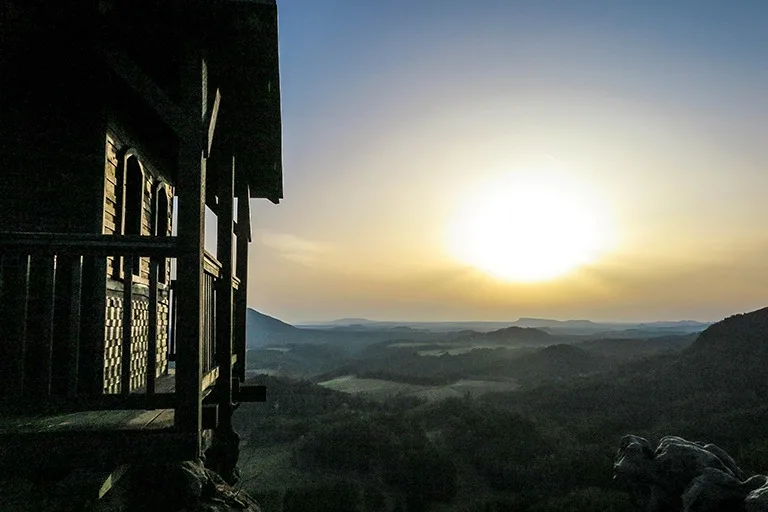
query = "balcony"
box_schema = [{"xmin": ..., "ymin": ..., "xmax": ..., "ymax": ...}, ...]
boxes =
[{"xmin": 0, "ymin": 232, "xmax": 242, "ymax": 472}]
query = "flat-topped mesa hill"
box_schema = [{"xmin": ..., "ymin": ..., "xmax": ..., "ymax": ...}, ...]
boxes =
[{"xmin": 452, "ymin": 325, "xmax": 552, "ymax": 345}]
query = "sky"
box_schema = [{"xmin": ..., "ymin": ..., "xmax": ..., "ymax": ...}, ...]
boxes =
[{"xmin": 242, "ymin": 0, "xmax": 768, "ymax": 324}]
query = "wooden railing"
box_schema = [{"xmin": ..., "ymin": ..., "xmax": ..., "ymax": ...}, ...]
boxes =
[
  {"xmin": 0, "ymin": 233, "xmax": 224, "ymax": 418},
  {"xmin": 202, "ymin": 251, "xmax": 220, "ymax": 378}
]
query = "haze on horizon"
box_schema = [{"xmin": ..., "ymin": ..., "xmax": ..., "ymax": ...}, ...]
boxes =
[{"xmin": 241, "ymin": 0, "xmax": 768, "ymax": 325}]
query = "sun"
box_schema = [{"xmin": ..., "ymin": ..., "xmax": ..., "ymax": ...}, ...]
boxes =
[{"xmin": 447, "ymin": 172, "xmax": 614, "ymax": 282}]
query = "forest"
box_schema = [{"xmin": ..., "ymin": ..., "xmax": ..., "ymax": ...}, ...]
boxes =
[{"xmin": 232, "ymin": 308, "xmax": 768, "ymax": 511}]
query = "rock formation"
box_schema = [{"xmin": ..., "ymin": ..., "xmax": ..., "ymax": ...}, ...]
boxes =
[{"xmin": 614, "ymin": 434, "xmax": 768, "ymax": 512}]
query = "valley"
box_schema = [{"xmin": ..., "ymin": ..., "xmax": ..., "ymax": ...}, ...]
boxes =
[{"xmin": 232, "ymin": 307, "xmax": 768, "ymax": 512}]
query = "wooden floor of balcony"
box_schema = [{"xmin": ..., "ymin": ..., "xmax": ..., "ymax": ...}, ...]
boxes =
[
  {"xmin": 0, "ymin": 370, "xmax": 208, "ymax": 474},
  {"xmin": 0, "ymin": 406, "xmax": 207, "ymax": 474}
]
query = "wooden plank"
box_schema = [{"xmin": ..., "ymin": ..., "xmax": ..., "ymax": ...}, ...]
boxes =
[
  {"xmin": 145, "ymin": 409, "xmax": 175, "ymax": 430},
  {"xmin": 146, "ymin": 258, "xmax": 159, "ymax": 395},
  {"xmin": 203, "ymin": 250, "xmax": 222, "ymax": 278},
  {"xmin": 47, "ymin": 393, "xmax": 177, "ymax": 411},
  {"xmin": 40, "ymin": 410, "xmax": 113, "ymax": 432},
  {"xmin": 105, "ymin": 165, "xmax": 118, "ymax": 186},
  {"xmin": 104, "ymin": 199, "xmax": 118, "ymax": 217},
  {"xmin": 201, "ymin": 366, "xmax": 219, "ymax": 392},
  {"xmin": 0, "ymin": 255, "xmax": 30, "ymax": 397},
  {"xmin": 124, "ymin": 409, "xmax": 165, "ymax": 429},
  {"xmin": 4, "ymin": 412, "xmax": 83, "ymax": 434},
  {"xmin": 104, "ymin": 218, "xmax": 117, "ymax": 234},
  {"xmin": 121, "ymin": 257, "xmax": 134, "ymax": 395}
]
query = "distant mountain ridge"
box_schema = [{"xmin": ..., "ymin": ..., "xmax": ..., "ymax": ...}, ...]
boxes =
[
  {"xmin": 299, "ymin": 317, "xmax": 710, "ymax": 336},
  {"xmin": 246, "ymin": 309, "xmax": 440, "ymax": 348}
]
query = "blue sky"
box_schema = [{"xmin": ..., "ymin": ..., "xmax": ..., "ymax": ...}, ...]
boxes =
[{"xmin": 244, "ymin": 0, "xmax": 768, "ymax": 323}]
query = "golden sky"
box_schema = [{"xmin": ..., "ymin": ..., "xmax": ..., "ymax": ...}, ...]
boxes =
[{"xmin": 241, "ymin": 1, "xmax": 768, "ymax": 323}]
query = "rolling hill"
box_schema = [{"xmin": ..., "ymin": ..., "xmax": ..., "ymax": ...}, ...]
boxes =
[{"xmin": 246, "ymin": 309, "xmax": 442, "ymax": 349}]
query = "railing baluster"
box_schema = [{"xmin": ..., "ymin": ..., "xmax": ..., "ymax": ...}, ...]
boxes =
[
  {"xmin": 67, "ymin": 256, "xmax": 83, "ymax": 399},
  {"xmin": 79, "ymin": 255, "xmax": 107, "ymax": 396},
  {"xmin": 169, "ymin": 280, "xmax": 177, "ymax": 361},
  {"xmin": 52, "ymin": 255, "xmax": 78, "ymax": 396},
  {"xmin": 146, "ymin": 257, "xmax": 159, "ymax": 396},
  {"xmin": 121, "ymin": 256, "xmax": 134, "ymax": 395},
  {"xmin": 0, "ymin": 254, "xmax": 30, "ymax": 398},
  {"xmin": 205, "ymin": 273, "xmax": 212, "ymax": 374}
]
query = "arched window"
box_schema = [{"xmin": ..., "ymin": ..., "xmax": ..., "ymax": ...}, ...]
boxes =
[
  {"xmin": 124, "ymin": 155, "xmax": 144, "ymax": 236},
  {"xmin": 123, "ymin": 155, "xmax": 144, "ymax": 277}
]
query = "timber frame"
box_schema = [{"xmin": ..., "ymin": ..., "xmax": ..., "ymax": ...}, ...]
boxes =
[{"xmin": 0, "ymin": 0, "xmax": 282, "ymax": 475}]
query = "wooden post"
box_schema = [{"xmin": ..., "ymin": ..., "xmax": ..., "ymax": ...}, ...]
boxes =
[
  {"xmin": 67, "ymin": 257, "xmax": 83, "ymax": 399},
  {"xmin": 233, "ymin": 182, "xmax": 251, "ymax": 382},
  {"xmin": 79, "ymin": 256, "xmax": 107, "ymax": 396},
  {"xmin": 0, "ymin": 254, "xmax": 30, "ymax": 398},
  {"xmin": 215, "ymin": 155, "xmax": 235, "ymax": 417},
  {"xmin": 21, "ymin": 255, "xmax": 55, "ymax": 397},
  {"xmin": 52, "ymin": 255, "xmax": 82, "ymax": 397},
  {"xmin": 174, "ymin": 46, "xmax": 206, "ymax": 455}
]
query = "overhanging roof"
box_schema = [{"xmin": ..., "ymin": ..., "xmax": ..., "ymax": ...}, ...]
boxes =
[{"xmin": 210, "ymin": 0, "xmax": 283, "ymax": 203}]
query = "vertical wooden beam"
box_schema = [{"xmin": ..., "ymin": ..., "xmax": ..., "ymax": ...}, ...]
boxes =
[
  {"xmin": 24, "ymin": 255, "xmax": 56, "ymax": 397},
  {"xmin": 79, "ymin": 256, "xmax": 107, "ymax": 396},
  {"xmin": 0, "ymin": 254, "xmax": 30, "ymax": 398},
  {"xmin": 233, "ymin": 182, "xmax": 250, "ymax": 382},
  {"xmin": 67, "ymin": 257, "xmax": 83, "ymax": 399},
  {"xmin": 215, "ymin": 156, "xmax": 235, "ymax": 416},
  {"xmin": 175, "ymin": 46, "xmax": 206, "ymax": 454},
  {"xmin": 121, "ymin": 257, "xmax": 134, "ymax": 395},
  {"xmin": 52, "ymin": 255, "xmax": 82, "ymax": 397},
  {"xmin": 146, "ymin": 258, "xmax": 159, "ymax": 395}
]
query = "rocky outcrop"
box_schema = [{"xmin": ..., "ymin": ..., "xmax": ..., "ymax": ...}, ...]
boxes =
[
  {"xmin": 125, "ymin": 460, "xmax": 260, "ymax": 512},
  {"xmin": 0, "ymin": 460, "xmax": 261, "ymax": 512},
  {"xmin": 614, "ymin": 434, "xmax": 768, "ymax": 512}
]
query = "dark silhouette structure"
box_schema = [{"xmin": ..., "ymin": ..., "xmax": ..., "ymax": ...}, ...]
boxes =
[{"xmin": 0, "ymin": 0, "xmax": 281, "ymax": 492}]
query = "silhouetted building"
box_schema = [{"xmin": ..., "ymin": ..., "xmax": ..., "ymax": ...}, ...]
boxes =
[{"xmin": 0, "ymin": 0, "xmax": 281, "ymax": 492}]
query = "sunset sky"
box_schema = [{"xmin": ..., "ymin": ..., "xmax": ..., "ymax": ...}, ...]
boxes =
[{"xmin": 243, "ymin": 0, "xmax": 768, "ymax": 324}]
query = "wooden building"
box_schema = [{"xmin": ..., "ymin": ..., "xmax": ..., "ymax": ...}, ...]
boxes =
[{"xmin": 0, "ymin": 0, "xmax": 281, "ymax": 483}]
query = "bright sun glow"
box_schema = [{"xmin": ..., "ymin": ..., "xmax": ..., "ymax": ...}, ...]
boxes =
[{"xmin": 448, "ymin": 171, "xmax": 615, "ymax": 282}]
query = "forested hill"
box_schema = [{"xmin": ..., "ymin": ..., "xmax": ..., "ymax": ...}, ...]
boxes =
[
  {"xmin": 451, "ymin": 325, "xmax": 552, "ymax": 345},
  {"xmin": 493, "ymin": 307, "xmax": 768, "ymax": 449}
]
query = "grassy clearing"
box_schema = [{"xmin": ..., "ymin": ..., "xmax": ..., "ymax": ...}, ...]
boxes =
[
  {"xmin": 417, "ymin": 344, "xmax": 516, "ymax": 356},
  {"xmin": 317, "ymin": 375, "xmax": 427, "ymax": 398},
  {"xmin": 317, "ymin": 375, "xmax": 518, "ymax": 402}
]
